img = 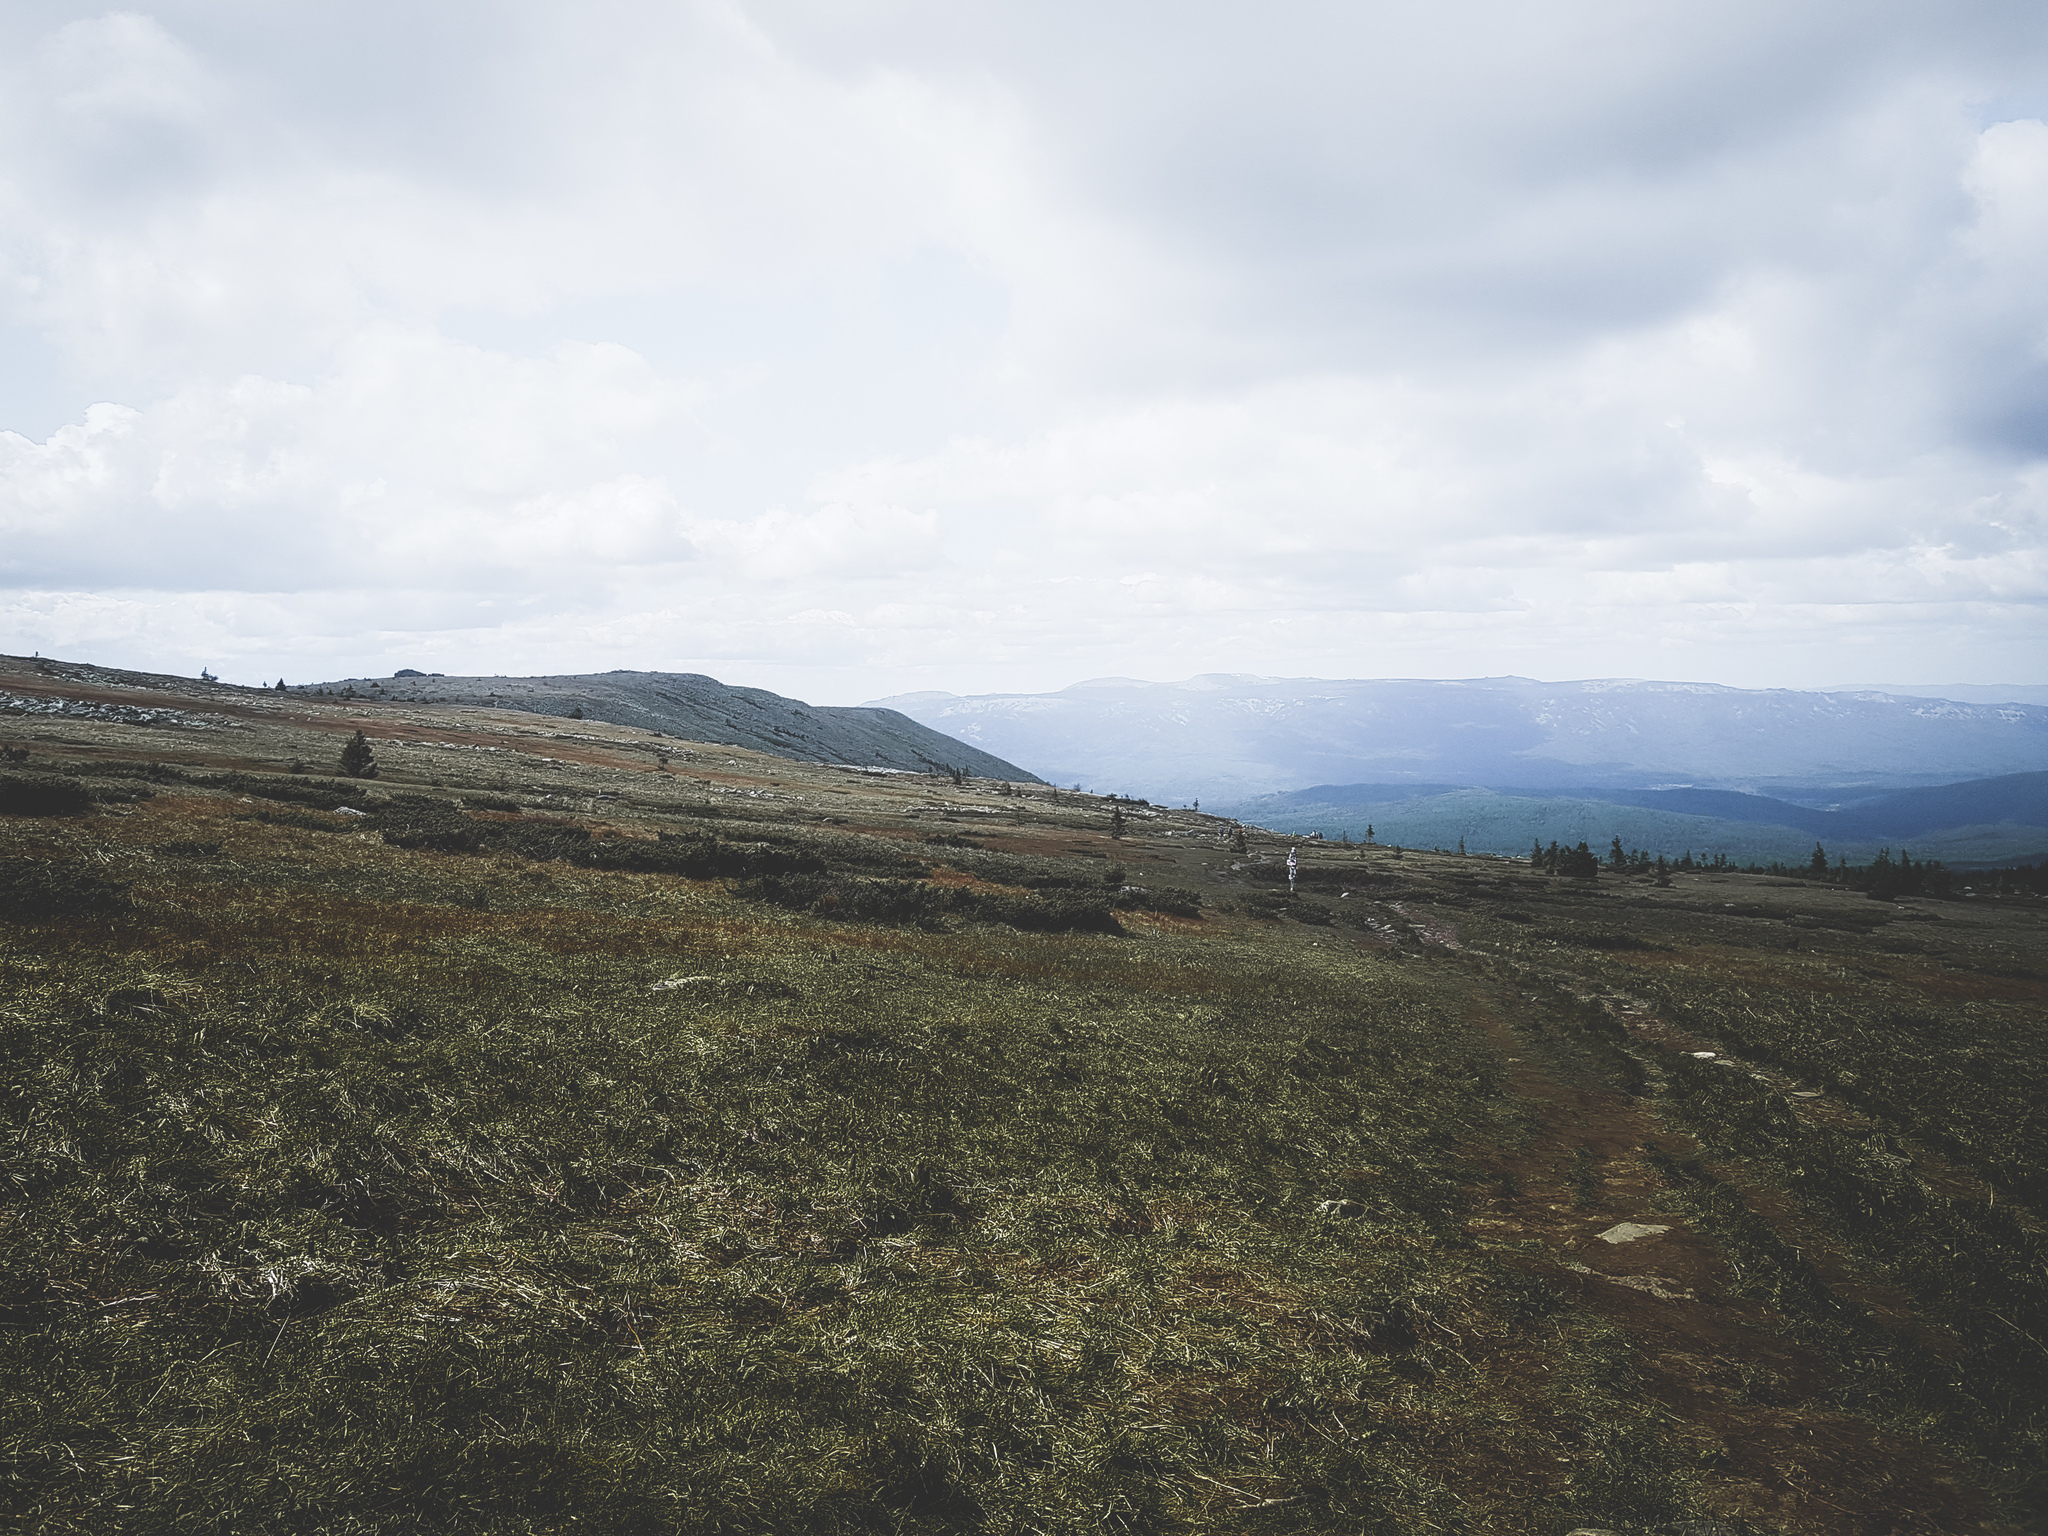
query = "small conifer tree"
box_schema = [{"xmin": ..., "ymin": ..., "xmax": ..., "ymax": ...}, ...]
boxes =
[
  {"xmin": 1810, "ymin": 841, "xmax": 1828, "ymax": 875},
  {"xmin": 339, "ymin": 730, "xmax": 379, "ymax": 780}
]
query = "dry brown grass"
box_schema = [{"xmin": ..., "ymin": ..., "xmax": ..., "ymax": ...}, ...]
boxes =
[{"xmin": 3, "ymin": 691, "xmax": 2044, "ymax": 1533}]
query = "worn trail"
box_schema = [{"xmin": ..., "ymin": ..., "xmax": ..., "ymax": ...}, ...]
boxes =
[{"xmin": 1449, "ymin": 961, "xmax": 2020, "ymax": 1536}]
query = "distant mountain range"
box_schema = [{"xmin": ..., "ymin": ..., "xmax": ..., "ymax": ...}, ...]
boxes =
[
  {"xmin": 876, "ymin": 675, "xmax": 2048, "ymax": 806},
  {"xmin": 1823, "ymin": 683, "xmax": 2048, "ymax": 707},
  {"xmin": 873, "ymin": 675, "xmax": 2048, "ymax": 802},
  {"xmin": 873, "ymin": 675, "xmax": 2048, "ymax": 866},
  {"xmin": 294, "ymin": 669, "xmax": 1039, "ymax": 782},
  {"xmin": 1223, "ymin": 774, "xmax": 2048, "ymax": 869}
]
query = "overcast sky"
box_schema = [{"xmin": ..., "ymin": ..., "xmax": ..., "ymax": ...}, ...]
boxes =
[{"xmin": 3, "ymin": 1, "xmax": 2046, "ymax": 702}]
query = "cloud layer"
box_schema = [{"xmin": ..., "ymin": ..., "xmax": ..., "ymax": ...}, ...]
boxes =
[{"xmin": 2, "ymin": 1, "xmax": 2045, "ymax": 698}]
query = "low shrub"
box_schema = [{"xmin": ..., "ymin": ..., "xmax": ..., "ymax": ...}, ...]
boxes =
[
  {"xmin": 1575, "ymin": 932, "xmax": 1671, "ymax": 952},
  {"xmin": 734, "ymin": 874, "xmax": 1121, "ymax": 934},
  {"xmin": 0, "ymin": 858, "xmax": 130, "ymax": 920},
  {"xmin": 200, "ymin": 773, "xmax": 371, "ymax": 813},
  {"xmin": 1113, "ymin": 887, "xmax": 1204, "ymax": 919},
  {"xmin": 735, "ymin": 873, "xmax": 951, "ymax": 927},
  {"xmin": 960, "ymin": 888, "xmax": 1123, "ymax": 934},
  {"xmin": 56, "ymin": 759, "xmax": 188, "ymax": 784},
  {"xmin": 0, "ymin": 775, "xmax": 96, "ymax": 817},
  {"xmin": 371, "ymin": 798, "xmax": 485, "ymax": 854}
]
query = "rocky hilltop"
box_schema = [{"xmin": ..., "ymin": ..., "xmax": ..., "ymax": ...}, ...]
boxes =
[{"xmin": 293, "ymin": 668, "xmax": 1039, "ymax": 781}]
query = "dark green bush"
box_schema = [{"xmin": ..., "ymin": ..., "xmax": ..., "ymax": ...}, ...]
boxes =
[
  {"xmin": 371, "ymin": 797, "xmax": 485, "ymax": 853},
  {"xmin": 200, "ymin": 773, "xmax": 370, "ymax": 812},
  {"xmin": 959, "ymin": 889, "xmax": 1122, "ymax": 934},
  {"xmin": 736, "ymin": 873, "xmax": 951, "ymax": 927},
  {"xmin": 1114, "ymin": 887, "xmax": 1204, "ymax": 919},
  {"xmin": 492, "ymin": 821, "xmax": 595, "ymax": 862},
  {"xmin": 732, "ymin": 874, "xmax": 1121, "ymax": 934},
  {"xmin": 339, "ymin": 729, "xmax": 379, "ymax": 779},
  {"xmin": 622, "ymin": 833, "xmax": 826, "ymax": 878},
  {"xmin": 0, "ymin": 776, "xmax": 96, "ymax": 817},
  {"xmin": 56, "ymin": 760, "xmax": 186, "ymax": 784},
  {"xmin": 1575, "ymin": 932, "xmax": 1669, "ymax": 952},
  {"xmin": 0, "ymin": 859, "xmax": 130, "ymax": 920}
]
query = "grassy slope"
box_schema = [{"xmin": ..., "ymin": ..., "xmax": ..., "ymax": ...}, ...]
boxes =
[{"xmin": 3, "ymin": 666, "xmax": 2046, "ymax": 1535}]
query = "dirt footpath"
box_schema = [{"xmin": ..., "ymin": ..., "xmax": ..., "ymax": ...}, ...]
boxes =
[{"xmin": 1457, "ymin": 985, "xmax": 2020, "ymax": 1536}]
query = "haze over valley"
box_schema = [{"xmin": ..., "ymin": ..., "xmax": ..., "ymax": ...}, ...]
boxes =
[{"xmin": 878, "ymin": 673, "xmax": 2048, "ymax": 864}]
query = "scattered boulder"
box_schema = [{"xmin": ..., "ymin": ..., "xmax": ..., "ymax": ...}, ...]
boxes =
[{"xmin": 1596, "ymin": 1222, "xmax": 1671, "ymax": 1244}]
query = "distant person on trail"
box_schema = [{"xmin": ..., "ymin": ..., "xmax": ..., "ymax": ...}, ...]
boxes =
[{"xmin": 1287, "ymin": 846, "xmax": 1298, "ymax": 895}]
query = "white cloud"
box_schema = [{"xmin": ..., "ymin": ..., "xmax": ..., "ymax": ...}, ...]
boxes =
[
  {"xmin": 1, "ymin": 1, "xmax": 2045, "ymax": 698},
  {"xmin": 0, "ymin": 336, "xmax": 700, "ymax": 597}
]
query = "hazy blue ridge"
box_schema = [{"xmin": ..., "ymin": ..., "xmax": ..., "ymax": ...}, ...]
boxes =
[
  {"xmin": 872, "ymin": 675, "xmax": 2048, "ymax": 805},
  {"xmin": 1484, "ymin": 772, "xmax": 2048, "ymax": 840},
  {"xmin": 1821, "ymin": 682, "xmax": 2048, "ymax": 706}
]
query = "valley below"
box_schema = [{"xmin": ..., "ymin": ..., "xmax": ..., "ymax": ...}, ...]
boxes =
[{"xmin": 3, "ymin": 653, "xmax": 2045, "ymax": 1534}]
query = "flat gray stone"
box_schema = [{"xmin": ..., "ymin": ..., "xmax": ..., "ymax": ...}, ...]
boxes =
[{"xmin": 1596, "ymin": 1221, "xmax": 1671, "ymax": 1244}]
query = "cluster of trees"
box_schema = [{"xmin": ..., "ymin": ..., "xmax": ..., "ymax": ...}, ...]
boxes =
[
  {"xmin": 1850, "ymin": 847, "xmax": 1936, "ymax": 900},
  {"xmin": 1605, "ymin": 836, "xmax": 1671, "ymax": 874},
  {"xmin": 1803, "ymin": 844, "xmax": 1954, "ymax": 900},
  {"xmin": 1520, "ymin": 829, "xmax": 2044, "ymax": 903},
  {"xmin": 1530, "ymin": 839, "xmax": 1603, "ymax": 878},
  {"xmin": 1756, "ymin": 841, "xmax": 1947, "ymax": 898},
  {"xmin": 1530, "ymin": 837, "xmax": 1706, "ymax": 879}
]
